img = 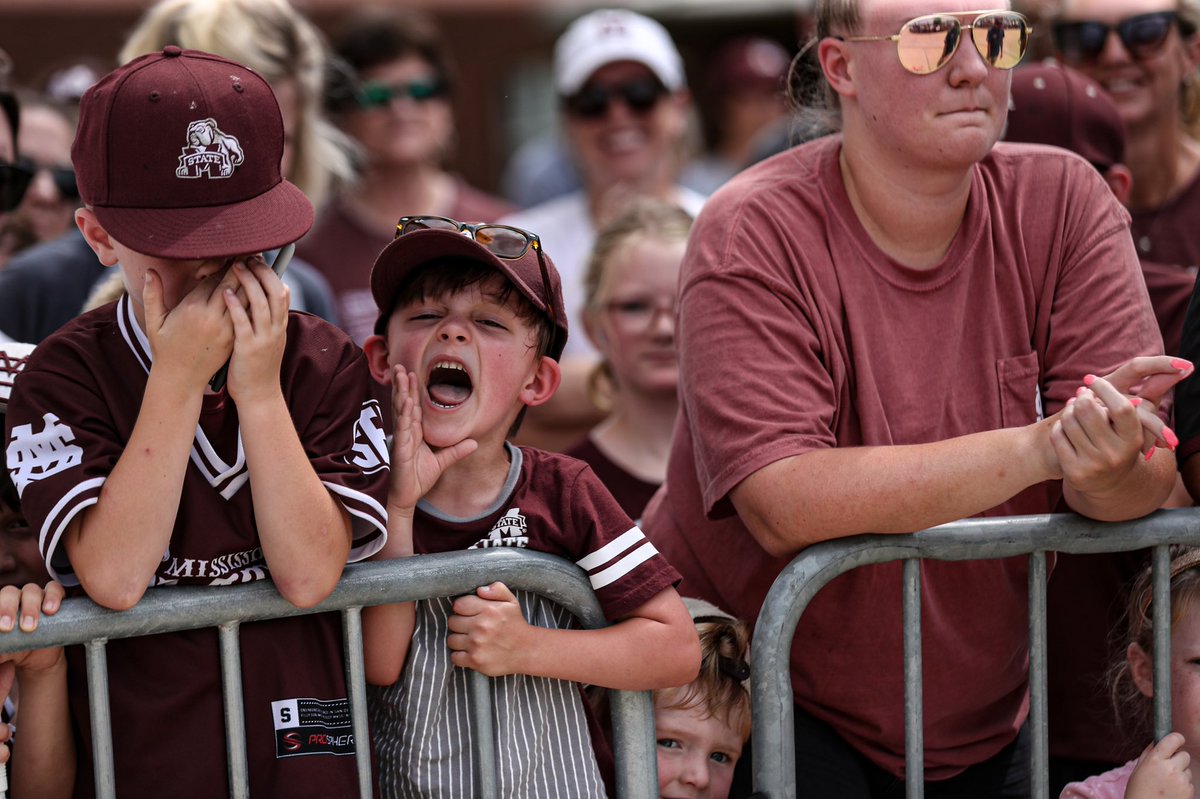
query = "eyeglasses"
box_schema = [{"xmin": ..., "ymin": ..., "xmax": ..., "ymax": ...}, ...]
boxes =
[
  {"xmin": 562, "ymin": 78, "xmax": 667, "ymax": 119},
  {"xmin": 394, "ymin": 215, "xmax": 560, "ymax": 348},
  {"xmin": 1053, "ymin": 12, "xmax": 1177, "ymax": 64},
  {"xmin": 357, "ymin": 78, "xmax": 447, "ymax": 109},
  {"xmin": 0, "ymin": 159, "xmax": 34, "ymax": 212},
  {"xmin": 836, "ymin": 10, "xmax": 1032, "ymax": 75},
  {"xmin": 603, "ymin": 296, "xmax": 675, "ymax": 335}
]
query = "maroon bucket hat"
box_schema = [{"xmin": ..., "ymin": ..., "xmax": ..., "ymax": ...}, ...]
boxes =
[
  {"xmin": 370, "ymin": 227, "xmax": 569, "ymax": 361},
  {"xmin": 72, "ymin": 46, "xmax": 313, "ymax": 260}
]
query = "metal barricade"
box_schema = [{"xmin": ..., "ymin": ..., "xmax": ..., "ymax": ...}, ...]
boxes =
[
  {"xmin": 751, "ymin": 509, "xmax": 1200, "ymax": 799},
  {"xmin": 0, "ymin": 548, "xmax": 657, "ymax": 799}
]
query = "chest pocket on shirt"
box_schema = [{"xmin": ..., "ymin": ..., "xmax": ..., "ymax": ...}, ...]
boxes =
[{"xmin": 996, "ymin": 352, "xmax": 1042, "ymax": 429}]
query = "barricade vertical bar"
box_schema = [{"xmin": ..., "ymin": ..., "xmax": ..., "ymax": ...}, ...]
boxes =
[
  {"xmin": 609, "ymin": 689, "xmax": 659, "ymax": 797},
  {"xmin": 342, "ymin": 607, "xmax": 374, "ymax": 799},
  {"xmin": 1152, "ymin": 545, "xmax": 1172, "ymax": 739},
  {"xmin": 1027, "ymin": 551, "xmax": 1049, "ymax": 799},
  {"xmin": 85, "ymin": 639, "xmax": 116, "ymax": 799},
  {"xmin": 218, "ymin": 622, "xmax": 249, "ymax": 799},
  {"xmin": 468, "ymin": 669, "xmax": 499, "ymax": 798},
  {"xmin": 903, "ymin": 558, "xmax": 924, "ymax": 799}
]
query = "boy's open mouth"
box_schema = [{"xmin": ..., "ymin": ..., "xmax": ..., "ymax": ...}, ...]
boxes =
[{"xmin": 427, "ymin": 361, "xmax": 473, "ymax": 409}]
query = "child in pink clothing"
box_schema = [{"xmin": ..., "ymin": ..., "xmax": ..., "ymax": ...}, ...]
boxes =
[{"xmin": 1060, "ymin": 547, "xmax": 1200, "ymax": 799}]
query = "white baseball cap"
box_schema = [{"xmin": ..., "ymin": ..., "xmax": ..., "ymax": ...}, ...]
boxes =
[
  {"xmin": 0, "ymin": 341, "xmax": 35, "ymax": 411},
  {"xmin": 554, "ymin": 9, "xmax": 686, "ymax": 96}
]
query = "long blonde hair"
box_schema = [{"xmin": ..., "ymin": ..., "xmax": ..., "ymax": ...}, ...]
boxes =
[{"xmin": 118, "ymin": 0, "xmax": 354, "ymax": 208}]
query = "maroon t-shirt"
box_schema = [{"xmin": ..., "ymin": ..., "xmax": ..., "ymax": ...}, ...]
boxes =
[
  {"xmin": 563, "ymin": 435, "xmax": 661, "ymax": 522},
  {"xmin": 297, "ymin": 179, "xmax": 516, "ymax": 344},
  {"xmin": 642, "ymin": 136, "xmax": 1162, "ymax": 778},
  {"xmin": 5, "ymin": 296, "xmax": 390, "ymax": 798}
]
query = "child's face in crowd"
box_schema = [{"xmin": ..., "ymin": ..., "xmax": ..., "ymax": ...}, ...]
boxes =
[
  {"xmin": 1133, "ymin": 598, "xmax": 1200, "ymax": 772},
  {"xmin": 374, "ymin": 275, "xmax": 548, "ymax": 449},
  {"xmin": 655, "ymin": 690, "xmax": 746, "ymax": 799},
  {"xmin": 588, "ymin": 235, "xmax": 684, "ymax": 398},
  {"xmin": 0, "ymin": 498, "xmax": 49, "ymax": 589}
]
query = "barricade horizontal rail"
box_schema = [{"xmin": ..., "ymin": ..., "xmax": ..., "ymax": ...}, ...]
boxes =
[
  {"xmin": 751, "ymin": 509, "xmax": 1200, "ymax": 799},
  {"xmin": 0, "ymin": 548, "xmax": 657, "ymax": 799}
]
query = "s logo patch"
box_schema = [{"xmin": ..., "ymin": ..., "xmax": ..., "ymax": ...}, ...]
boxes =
[{"xmin": 348, "ymin": 400, "xmax": 388, "ymax": 474}]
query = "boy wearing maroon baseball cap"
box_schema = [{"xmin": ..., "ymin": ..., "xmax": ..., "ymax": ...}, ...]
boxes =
[
  {"xmin": 358, "ymin": 217, "xmax": 697, "ymax": 796},
  {"xmin": 3, "ymin": 48, "xmax": 388, "ymax": 797}
]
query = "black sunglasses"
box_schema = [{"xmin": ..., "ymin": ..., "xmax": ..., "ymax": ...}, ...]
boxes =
[
  {"xmin": 357, "ymin": 77, "xmax": 447, "ymax": 109},
  {"xmin": 562, "ymin": 78, "xmax": 667, "ymax": 119},
  {"xmin": 0, "ymin": 159, "xmax": 34, "ymax": 212},
  {"xmin": 1054, "ymin": 11, "xmax": 1178, "ymax": 63},
  {"xmin": 394, "ymin": 215, "xmax": 562, "ymax": 354}
]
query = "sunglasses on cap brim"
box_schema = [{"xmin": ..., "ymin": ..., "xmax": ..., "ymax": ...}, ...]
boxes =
[
  {"xmin": 356, "ymin": 78, "xmax": 447, "ymax": 109},
  {"xmin": 562, "ymin": 78, "xmax": 668, "ymax": 119},
  {"xmin": 836, "ymin": 9, "xmax": 1032, "ymax": 75},
  {"xmin": 0, "ymin": 159, "xmax": 34, "ymax": 212},
  {"xmin": 1053, "ymin": 11, "xmax": 1178, "ymax": 64},
  {"xmin": 394, "ymin": 215, "xmax": 561, "ymax": 348}
]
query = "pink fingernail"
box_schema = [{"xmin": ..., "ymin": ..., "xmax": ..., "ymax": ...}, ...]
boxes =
[
  {"xmin": 1083, "ymin": 374, "xmax": 1096, "ymax": 386},
  {"xmin": 1145, "ymin": 447, "xmax": 1157, "ymax": 462},
  {"xmin": 1173, "ymin": 358, "xmax": 1193, "ymax": 372},
  {"xmin": 1163, "ymin": 427, "xmax": 1179, "ymax": 449},
  {"xmin": 1075, "ymin": 387, "xmax": 1086, "ymax": 398},
  {"xmin": 1130, "ymin": 397, "xmax": 1143, "ymax": 406}
]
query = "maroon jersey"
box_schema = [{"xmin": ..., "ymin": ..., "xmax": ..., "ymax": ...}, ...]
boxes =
[
  {"xmin": 370, "ymin": 445, "xmax": 679, "ymax": 798},
  {"xmin": 563, "ymin": 435, "xmax": 660, "ymax": 522},
  {"xmin": 5, "ymin": 295, "xmax": 389, "ymax": 798}
]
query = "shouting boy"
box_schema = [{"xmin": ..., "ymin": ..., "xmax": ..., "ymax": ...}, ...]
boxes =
[
  {"xmin": 361, "ymin": 217, "xmax": 699, "ymax": 797},
  {"xmin": 3, "ymin": 48, "xmax": 388, "ymax": 797}
]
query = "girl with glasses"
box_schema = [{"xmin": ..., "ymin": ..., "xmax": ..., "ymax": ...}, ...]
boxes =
[
  {"xmin": 1053, "ymin": 0, "xmax": 1200, "ymax": 271},
  {"xmin": 565, "ymin": 200, "xmax": 692, "ymax": 521}
]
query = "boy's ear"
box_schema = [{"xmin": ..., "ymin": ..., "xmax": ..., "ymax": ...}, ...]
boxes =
[
  {"xmin": 1128, "ymin": 642, "xmax": 1154, "ymax": 698},
  {"xmin": 519, "ymin": 355, "xmax": 562, "ymax": 408},
  {"xmin": 75, "ymin": 208, "xmax": 121, "ymax": 268},
  {"xmin": 362, "ymin": 334, "xmax": 394, "ymax": 385}
]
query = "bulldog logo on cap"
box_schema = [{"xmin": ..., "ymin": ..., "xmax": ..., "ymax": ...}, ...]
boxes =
[{"xmin": 176, "ymin": 118, "xmax": 244, "ymax": 179}]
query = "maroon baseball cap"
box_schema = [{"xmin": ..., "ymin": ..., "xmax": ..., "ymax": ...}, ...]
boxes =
[
  {"xmin": 1005, "ymin": 62, "xmax": 1126, "ymax": 171},
  {"xmin": 370, "ymin": 227, "xmax": 569, "ymax": 361},
  {"xmin": 72, "ymin": 46, "xmax": 312, "ymax": 260}
]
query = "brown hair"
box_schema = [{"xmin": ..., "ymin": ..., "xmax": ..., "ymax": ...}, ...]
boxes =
[
  {"xmin": 656, "ymin": 598, "xmax": 752, "ymax": 739},
  {"xmin": 581, "ymin": 199, "xmax": 692, "ymax": 406},
  {"xmin": 1111, "ymin": 545, "xmax": 1200, "ymax": 744}
]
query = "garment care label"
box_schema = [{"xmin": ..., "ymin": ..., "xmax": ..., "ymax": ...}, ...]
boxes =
[{"xmin": 271, "ymin": 697, "xmax": 356, "ymax": 758}]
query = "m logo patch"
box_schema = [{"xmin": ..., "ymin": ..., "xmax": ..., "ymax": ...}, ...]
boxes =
[
  {"xmin": 6, "ymin": 413, "xmax": 84, "ymax": 494},
  {"xmin": 348, "ymin": 400, "xmax": 388, "ymax": 474},
  {"xmin": 470, "ymin": 508, "xmax": 530, "ymax": 549},
  {"xmin": 177, "ymin": 118, "xmax": 244, "ymax": 179}
]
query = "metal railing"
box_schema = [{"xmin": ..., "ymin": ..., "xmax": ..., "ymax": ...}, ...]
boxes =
[
  {"xmin": 0, "ymin": 548, "xmax": 657, "ymax": 799},
  {"xmin": 750, "ymin": 509, "xmax": 1200, "ymax": 799}
]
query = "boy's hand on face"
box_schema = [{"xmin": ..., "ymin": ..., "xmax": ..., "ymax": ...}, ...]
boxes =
[
  {"xmin": 224, "ymin": 258, "xmax": 288, "ymax": 405},
  {"xmin": 388, "ymin": 367, "xmax": 478, "ymax": 516},
  {"xmin": 446, "ymin": 582, "xmax": 530, "ymax": 677},
  {"xmin": 143, "ymin": 265, "xmax": 239, "ymax": 391}
]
